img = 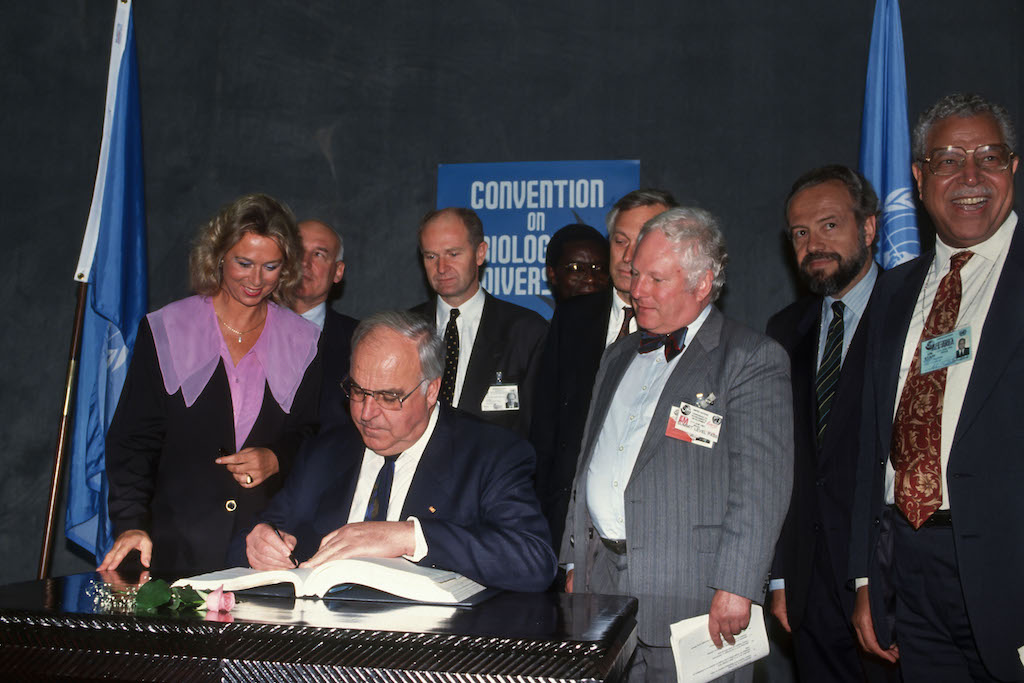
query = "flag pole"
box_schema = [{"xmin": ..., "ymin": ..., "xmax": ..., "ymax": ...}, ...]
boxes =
[{"xmin": 38, "ymin": 283, "xmax": 90, "ymax": 579}]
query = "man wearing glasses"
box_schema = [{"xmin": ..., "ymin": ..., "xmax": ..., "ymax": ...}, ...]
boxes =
[
  {"xmin": 543, "ymin": 223, "xmax": 610, "ymax": 304},
  {"xmin": 850, "ymin": 93, "xmax": 1023, "ymax": 682},
  {"xmin": 233, "ymin": 311, "xmax": 557, "ymax": 592}
]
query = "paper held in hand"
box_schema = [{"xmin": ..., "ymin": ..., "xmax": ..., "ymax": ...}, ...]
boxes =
[
  {"xmin": 172, "ymin": 557, "xmax": 487, "ymax": 605},
  {"xmin": 669, "ymin": 604, "xmax": 769, "ymax": 683}
]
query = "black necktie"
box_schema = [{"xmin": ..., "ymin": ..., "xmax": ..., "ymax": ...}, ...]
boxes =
[
  {"xmin": 439, "ymin": 309, "xmax": 460, "ymax": 406},
  {"xmin": 638, "ymin": 327, "xmax": 687, "ymax": 361},
  {"xmin": 364, "ymin": 454, "xmax": 400, "ymax": 522},
  {"xmin": 815, "ymin": 301, "xmax": 845, "ymax": 445}
]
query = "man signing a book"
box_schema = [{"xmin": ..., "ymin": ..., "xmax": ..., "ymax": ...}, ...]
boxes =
[{"xmin": 231, "ymin": 310, "xmax": 558, "ymax": 592}]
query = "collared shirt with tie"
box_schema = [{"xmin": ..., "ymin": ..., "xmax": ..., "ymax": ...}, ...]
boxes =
[
  {"xmin": 585, "ymin": 305, "xmax": 712, "ymax": 540},
  {"xmin": 435, "ymin": 286, "xmax": 485, "ymax": 408},
  {"xmin": 884, "ymin": 211, "xmax": 1017, "ymax": 509}
]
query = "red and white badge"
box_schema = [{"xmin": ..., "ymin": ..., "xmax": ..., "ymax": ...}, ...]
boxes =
[{"xmin": 665, "ymin": 402, "xmax": 723, "ymax": 448}]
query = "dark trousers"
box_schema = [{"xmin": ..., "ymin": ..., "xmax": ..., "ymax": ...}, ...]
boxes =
[
  {"xmin": 792, "ymin": 542, "xmax": 899, "ymax": 683},
  {"xmin": 892, "ymin": 514, "xmax": 999, "ymax": 682},
  {"xmin": 589, "ymin": 540, "xmax": 751, "ymax": 683}
]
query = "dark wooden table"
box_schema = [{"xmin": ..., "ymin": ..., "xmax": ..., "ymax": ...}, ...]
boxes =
[{"xmin": 0, "ymin": 571, "xmax": 637, "ymax": 681}]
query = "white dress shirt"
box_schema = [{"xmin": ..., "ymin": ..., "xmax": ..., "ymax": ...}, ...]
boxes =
[
  {"xmin": 435, "ymin": 286, "xmax": 486, "ymax": 408},
  {"xmin": 885, "ymin": 211, "xmax": 1017, "ymax": 509},
  {"xmin": 585, "ymin": 305, "xmax": 712, "ymax": 540},
  {"xmin": 605, "ymin": 290, "xmax": 638, "ymax": 348},
  {"xmin": 300, "ymin": 301, "xmax": 328, "ymax": 331},
  {"xmin": 346, "ymin": 404, "xmax": 440, "ymax": 561}
]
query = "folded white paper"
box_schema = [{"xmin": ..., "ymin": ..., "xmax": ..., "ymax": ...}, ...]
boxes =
[{"xmin": 670, "ymin": 604, "xmax": 769, "ymax": 683}]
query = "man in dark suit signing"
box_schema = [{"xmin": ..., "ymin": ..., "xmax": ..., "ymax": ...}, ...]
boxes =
[
  {"xmin": 292, "ymin": 220, "xmax": 359, "ymax": 424},
  {"xmin": 412, "ymin": 207, "xmax": 547, "ymax": 437},
  {"xmin": 563, "ymin": 207, "xmax": 793, "ymax": 681},
  {"xmin": 532, "ymin": 189, "xmax": 677, "ymax": 552},
  {"xmin": 767, "ymin": 165, "xmax": 896, "ymax": 682},
  {"xmin": 851, "ymin": 93, "xmax": 1024, "ymax": 682},
  {"xmin": 238, "ymin": 310, "xmax": 557, "ymax": 592}
]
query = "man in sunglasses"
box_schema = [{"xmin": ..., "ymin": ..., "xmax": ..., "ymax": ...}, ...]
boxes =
[
  {"xmin": 851, "ymin": 93, "xmax": 1023, "ymax": 682},
  {"xmin": 232, "ymin": 310, "xmax": 557, "ymax": 592}
]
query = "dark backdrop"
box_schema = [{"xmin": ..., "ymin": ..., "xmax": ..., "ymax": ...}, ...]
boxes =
[{"xmin": 2, "ymin": 0, "xmax": 1021, "ymax": 595}]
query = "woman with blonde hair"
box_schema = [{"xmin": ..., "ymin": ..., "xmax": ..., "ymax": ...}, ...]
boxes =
[{"xmin": 100, "ymin": 193, "xmax": 321, "ymax": 575}]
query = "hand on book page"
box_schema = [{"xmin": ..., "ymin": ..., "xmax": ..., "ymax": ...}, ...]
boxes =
[{"xmin": 304, "ymin": 521, "xmax": 415, "ymax": 568}]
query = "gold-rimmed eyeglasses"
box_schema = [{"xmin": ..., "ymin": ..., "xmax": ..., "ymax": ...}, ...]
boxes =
[
  {"xmin": 921, "ymin": 144, "xmax": 1015, "ymax": 176},
  {"xmin": 341, "ymin": 378, "xmax": 426, "ymax": 410}
]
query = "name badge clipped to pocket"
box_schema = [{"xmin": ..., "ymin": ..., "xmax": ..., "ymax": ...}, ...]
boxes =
[
  {"xmin": 481, "ymin": 372, "xmax": 520, "ymax": 412},
  {"xmin": 665, "ymin": 400, "xmax": 723, "ymax": 448},
  {"xmin": 920, "ymin": 325, "xmax": 972, "ymax": 374}
]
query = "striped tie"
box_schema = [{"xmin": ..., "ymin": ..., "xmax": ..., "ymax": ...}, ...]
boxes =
[{"xmin": 815, "ymin": 301, "xmax": 845, "ymax": 445}]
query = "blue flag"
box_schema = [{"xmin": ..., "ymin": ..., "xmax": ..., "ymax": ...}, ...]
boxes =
[
  {"xmin": 67, "ymin": 0, "xmax": 148, "ymax": 563},
  {"xmin": 859, "ymin": 0, "xmax": 919, "ymax": 269}
]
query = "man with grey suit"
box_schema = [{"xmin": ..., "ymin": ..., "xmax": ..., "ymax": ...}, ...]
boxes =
[{"xmin": 562, "ymin": 207, "xmax": 793, "ymax": 682}]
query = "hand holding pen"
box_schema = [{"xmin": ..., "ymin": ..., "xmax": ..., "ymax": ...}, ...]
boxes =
[{"xmin": 245, "ymin": 522, "xmax": 299, "ymax": 570}]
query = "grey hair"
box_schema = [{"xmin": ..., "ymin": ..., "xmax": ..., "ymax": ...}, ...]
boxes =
[
  {"xmin": 605, "ymin": 188, "xmax": 679, "ymax": 233},
  {"xmin": 352, "ymin": 311, "xmax": 444, "ymax": 385},
  {"xmin": 913, "ymin": 93, "xmax": 1017, "ymax": 160},
  {"xmin": 637, "ymin": 207, "xmax": 729, "ymax": 304}
]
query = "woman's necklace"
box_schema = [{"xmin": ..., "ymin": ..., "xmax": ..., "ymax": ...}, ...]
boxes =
[{"xmin": 216, "ymin": 312, "xmax": 266, "ymax": 343}]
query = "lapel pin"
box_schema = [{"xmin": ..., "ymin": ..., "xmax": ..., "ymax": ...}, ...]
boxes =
[
  {"xmin": 696, "ymin": 392, "xmax": 716, "ymax": 409},
  {"xmin": 428, "ymin": 506, "xmax": 436, "ymax": 514}
]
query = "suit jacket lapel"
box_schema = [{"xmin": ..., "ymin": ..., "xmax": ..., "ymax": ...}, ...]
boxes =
[
  {"xmin": 463, "ymin": 292, "xmax": 497, "ymax": 400},
  {"xmin": 955, "ymin": 226, "xmax": 1024, "ymax": 443},
  {"xmin": 877, "ymin": 255, "xmax": 931, "ymax": 448},
  {"xmin": 792, "ymin": 300, "xmax": 821, "ymax": 450},
  {"xmin": 576, "ymin": 333, "xmax": 641, "ymax": 481},
  {"xmin": 403, "ymin": 408, "xmax": 454, "ymax": 517},
  {"xmin": 631, "ymin": 306, "xmax": 723, "ymax": 479}
]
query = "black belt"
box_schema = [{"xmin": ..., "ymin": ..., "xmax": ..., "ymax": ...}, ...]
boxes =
[
  {"xmin": 890, "ymin": 505, "xmax": 953, "ymax": 527},
  {"xmin": 600, "ymin": 537, "xmax": 627, "ymax": 555}
]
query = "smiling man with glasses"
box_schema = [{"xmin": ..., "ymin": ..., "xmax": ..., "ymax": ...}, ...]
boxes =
[
  {"xmin": 231, "ymin": 310, "xmax": 557, "ymax": 592},
  {"xmin": 851, "ymin": 93, "xmax": 1023, "ymax": 683}
]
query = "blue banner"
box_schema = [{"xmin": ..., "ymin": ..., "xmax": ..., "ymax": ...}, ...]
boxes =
[
  {"xmin": 437, "ymin": 160, "xmax": 640, "ymax": 319},
  {"xmin": 859, "ymin": 0, "xmax": 919, "ymax": 269},
  {"xmin": 67, "ymin": 1, "xmax": 148, "ymax": 563}
]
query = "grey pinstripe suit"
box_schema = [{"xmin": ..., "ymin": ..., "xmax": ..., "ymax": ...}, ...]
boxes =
[{"xmin": 563, "ymin": 306, "xmax": 793, "ymax": 656}]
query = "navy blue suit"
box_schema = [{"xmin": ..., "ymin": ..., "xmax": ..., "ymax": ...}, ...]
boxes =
[
  {"xmin": 768, "ymin": 294, "xmax": 898, "ymax": 683},
  {"xmin": 231, "ymin": 405, "xmax": 558, "ymax": 593},
  {"xmin": 851, "ymin": 225, "xmax": 1024, "ymax": 682}
]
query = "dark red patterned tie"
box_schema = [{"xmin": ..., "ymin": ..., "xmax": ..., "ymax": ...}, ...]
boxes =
[
  {"xmin": 616, "ymin": 306, "xmax": 635, "ymax": 341},
  {"xmin": 891, "ymin": 251, "xmax": 973, "ymax": 529}
]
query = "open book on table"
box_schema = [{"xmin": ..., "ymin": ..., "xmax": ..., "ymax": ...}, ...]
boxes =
[{"xmin": 172, "ymin": 557, "xmax": 491, "ymax": 606}]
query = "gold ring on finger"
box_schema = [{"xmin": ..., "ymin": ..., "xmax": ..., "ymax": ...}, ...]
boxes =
[{"xmin": 245, "ymin": 474, "xmax": 253, "ymax": 485}]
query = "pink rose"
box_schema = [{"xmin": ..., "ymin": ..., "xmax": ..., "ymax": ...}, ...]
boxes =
[{"xmin": 204, "ymin": 585, "xmax": 236, "ymax": 613}]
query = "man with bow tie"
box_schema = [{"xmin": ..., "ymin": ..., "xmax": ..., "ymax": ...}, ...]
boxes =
[
  {"xmin": 232, "ymin": 310, "xmax": 557, "ymax": 593},
  {"xmin": 561, "ymin": 207, "xmax": 793, "ymax": 682}
]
